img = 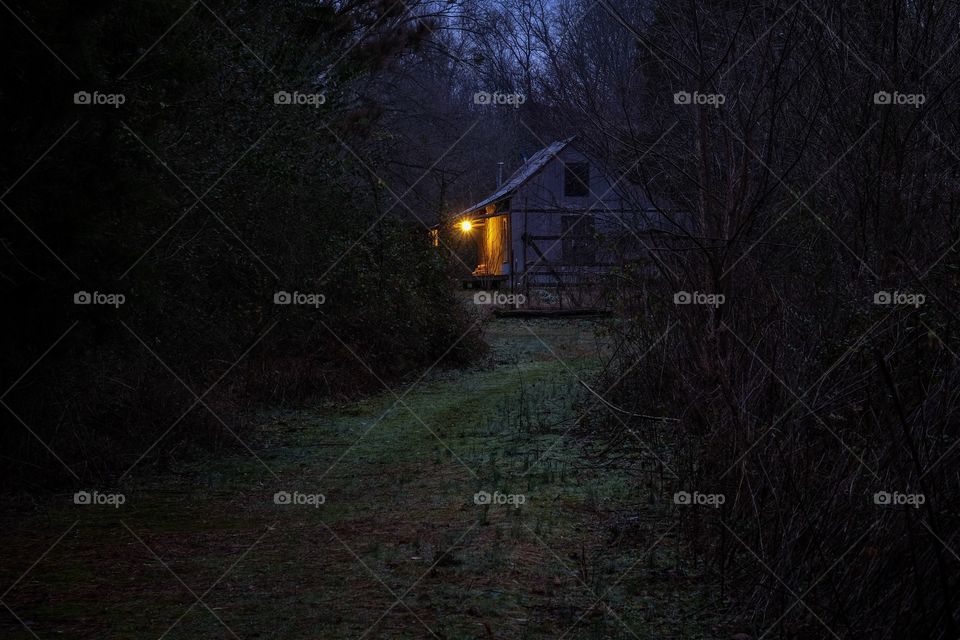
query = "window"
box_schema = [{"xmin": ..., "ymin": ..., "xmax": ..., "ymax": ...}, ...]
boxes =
[
  {"xmin": 564, "ymin": 162, "xmax": 590, "ymax": 197},
  {"xmin": 562, "ymin": 215, "xmax": 596, "ymax": 265}
]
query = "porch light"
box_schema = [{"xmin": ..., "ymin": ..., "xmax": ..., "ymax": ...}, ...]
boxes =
[{"xmin": 459, "ymin": 219, "xmax": 473, "ymax": 232}]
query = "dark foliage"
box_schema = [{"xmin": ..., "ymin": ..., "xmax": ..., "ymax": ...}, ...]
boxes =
[{"xmin": 0, "ymin": 0, "xmax": 480, "ymax": 489}]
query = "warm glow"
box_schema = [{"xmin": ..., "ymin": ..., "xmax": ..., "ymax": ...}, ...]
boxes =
[{"xmin": 460, "ymin": 219, "xmax": 473, "ymax": 232}]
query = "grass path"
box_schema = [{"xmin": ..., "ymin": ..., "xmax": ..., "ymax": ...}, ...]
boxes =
[{"xmin": 0, "ymin": 319, "xmax": 717, "ymax": 639}]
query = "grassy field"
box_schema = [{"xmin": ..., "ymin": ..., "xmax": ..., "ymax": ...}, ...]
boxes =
[{"xmin": 0, "ymin": 318, "xmax": 719, "ymax": 639}]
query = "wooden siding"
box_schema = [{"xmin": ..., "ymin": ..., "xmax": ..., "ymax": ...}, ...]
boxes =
[{"xmin": 510, "ymin": 146, "xmax": 633, "ymax": 284}]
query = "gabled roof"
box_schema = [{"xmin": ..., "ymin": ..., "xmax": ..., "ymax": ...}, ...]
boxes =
[{"xmin": 457, "ymin": 137, "xmax": 575, "ymax": 217}]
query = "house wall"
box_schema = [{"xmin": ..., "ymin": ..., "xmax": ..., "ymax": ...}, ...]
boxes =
[{"xmin": 510, "ymin": 145, "xmax": 636, "ymax": 287}]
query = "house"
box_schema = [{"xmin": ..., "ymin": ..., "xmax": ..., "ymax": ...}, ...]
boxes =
[{"xmin": 450, "ymin": 137, "xmax": 669, "ymax": 307}]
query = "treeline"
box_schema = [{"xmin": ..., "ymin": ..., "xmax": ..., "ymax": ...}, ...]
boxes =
[
  {"xmin": 0, "ymin": 1, "xmax": 480, "ymax": 488},
  {"xmin": 544, "ymin": 1, "xmax": 960, "ymax": 637}
]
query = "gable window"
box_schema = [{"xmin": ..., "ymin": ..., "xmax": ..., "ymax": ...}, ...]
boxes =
[
  {"xmin": 562, "ymin": 214, "xmax": 596, "ymax": 265},
  {"xmin": 563, "ymin": 162, "xmax": 590, "ymax": 197}
]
